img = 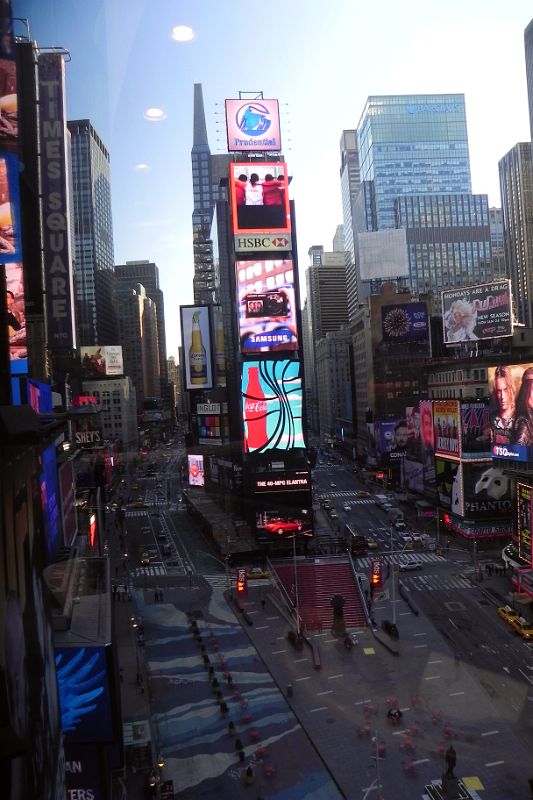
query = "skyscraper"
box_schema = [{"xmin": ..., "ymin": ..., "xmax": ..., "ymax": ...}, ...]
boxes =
[
  {"xmin": 68, "ymin": 119, "xmax": 117, "ymax": 346},
  {"xmin": 339, "ymin": 129, "xmax": 361, "ymax": 316},
  {"xmin": 525, "ymin": 19, "xmax": 533, "ymax": 148},
  {"xmin": 115, "ymin": 283, "xmax": 160, "ymax": 410}
]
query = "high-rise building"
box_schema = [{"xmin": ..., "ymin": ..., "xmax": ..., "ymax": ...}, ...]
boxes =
[
  {"xmin": 114, "ymin": 261, "xmax": 168, "ymax": 384},
  {"xmin": 489, "ymin": 207, "xmax": 506, "ymax": 282},
  {"xmin": 332, "ymin": 224, "xmax": 345, "ymax": 252},
  {"xmin": 339, "ymin": 129, "xmax": 361, "ymax": 317},
  {"xmin": 115, "ymin": 283, "xmax": 160, "ymax": 411},
  {"xmin": 499, "ymin": 143, "xmax": 533, "ymax": 327},
  {"xmin": 68, "ymin": 119, "xmax": 117, "ymax": 346},
  {"xmin": 525, "ymin": 19, "xmax": 533, "ymax": 147}
]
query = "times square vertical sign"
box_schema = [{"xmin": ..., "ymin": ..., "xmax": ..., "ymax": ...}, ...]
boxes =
[{"xmin": 38, "ymin": 53, "xmax": 76, "ymax": 350}]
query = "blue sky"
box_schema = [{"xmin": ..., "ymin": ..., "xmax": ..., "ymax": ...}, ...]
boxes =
[{"xmin": 14, "ymin": 0, "xmax": 533, "ymax": 358}]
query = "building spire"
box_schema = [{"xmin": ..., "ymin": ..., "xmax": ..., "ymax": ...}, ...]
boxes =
[{"xmin": 192, "ymin": 83, "xmax": 209, "ymax": 150}]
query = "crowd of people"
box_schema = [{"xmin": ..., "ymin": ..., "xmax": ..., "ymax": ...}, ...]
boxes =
[
  {"xmin": 233, "ymin": 170, "xmax": 287, "ymax": 230},
  {"xmin": 490, "ymin": 365, "xmax": 533, "ymax": 447}
]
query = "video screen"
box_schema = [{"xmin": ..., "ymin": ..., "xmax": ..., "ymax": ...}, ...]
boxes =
[
  {"xmin": 256, "ymin": 509, "xmax": 313, "ymax": 541},
  {"xmin": 236, "ymin": 259, "xmax": 297, "ymax": 353},
  {"xmin": 188, "ymin": 454, "xmax": 204, "ymax": 487},
  {"xmin": 229, "ymin": 162, "xmax": 291, "ymax": 235},
  {"xmin": 242, "ymin": 360, "xmax": 304, "ymax": 453}
]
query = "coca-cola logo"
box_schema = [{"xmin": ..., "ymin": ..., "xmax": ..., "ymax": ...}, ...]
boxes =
[{"xmin": 245, "ymin": 400, "xmax": 267, "ymax": 413}]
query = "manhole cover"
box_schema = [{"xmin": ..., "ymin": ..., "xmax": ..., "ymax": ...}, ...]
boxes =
[
  {"xmin": 444, "ymin": 601, "xmax": 465, "ymax": 611},
  {"xmin": 326, "ymin": 717, "xmax": 336, "ymax": 724}
]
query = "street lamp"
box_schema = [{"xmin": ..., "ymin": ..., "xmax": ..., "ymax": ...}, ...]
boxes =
[
  {"xmin": 389, "ymin": 526, "xmax": 397, "ymax": 626},
  {"xmin": 291, "ymin": 534, "xmax": 300, "ymax": 636}
]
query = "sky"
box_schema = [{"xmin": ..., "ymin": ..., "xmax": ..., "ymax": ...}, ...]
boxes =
[{"xmin": 14, "ymin": 0, "xmax": 533, "ymax": 359}]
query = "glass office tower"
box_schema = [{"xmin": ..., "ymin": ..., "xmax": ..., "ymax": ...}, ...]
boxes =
[{"xmin": 357, "ymin": 95, "xmax": 472, "ymax": 231}]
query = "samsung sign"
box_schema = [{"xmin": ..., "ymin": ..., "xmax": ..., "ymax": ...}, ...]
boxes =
[{"xmin": 406, "ymin": 103, "xmax": 462, "ymax": 114}]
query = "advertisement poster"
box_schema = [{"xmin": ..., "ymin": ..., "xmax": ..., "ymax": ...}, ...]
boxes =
[
  {"xmin": 381, "ymin": 302, "xmax": 429, "ymax": 343},
  {"xmin": 0, "ymin": 56, "xmax": 17, "ymax": 155},
  {"xmin": 225, "ymin": 98, "xmax": 281, "ymax": 153},
  {"xmin": 517, "ymin": 482, "xmax": 533, "ymax": 566},
  {"xmin": 40, "ymin": 444, "xmax": 60, "ymax": 561},
  {"xmin": 420, "ymin": 401, "xmax": 436, "ymax": 494},
  {"xmin": 235, "ymin": 258, "xmax": 297, "ymax": 352},
  {"xmin": 180, "ymin": 305, "xmax": 213, "ymax": 391},
  {"xmin": 488, "ymin": 363, "xmax": 533, "ymax": 461},
  {"xmin": 460, "ymin": 402, "xmax": 491, "ymax": 459},
  {"xmin": 461, "ymin": 463, "xmax": 512, "ymax": 518},
  {"xmin": 212, "ymin": 305, "xmax": 226, "ymax": 388},
  {"xmin": 435, "ymin": 457, "xmax": 460, "ymax": 510},
  {"xmin": 242, "ymin": 360, "xmax": 304, "ymax": 453},
  {"xmin": 254, "ymin": 471, "xmax": 311, "ymax": 493},
  {"xmin": 229, "ymin": 162, "xmax": 290, "ymax": 235},
  {"xmin": 80, "ymin": 346, "xmax": 123, "ymax": 378},
  {"xmin": 433, "ymin": 400, "xmax": 460, "ymax": 458},
  {"xmin": 55, "ymin": 645, "xmax": 114, "ymax": 743},
  {"xmin": 188, "ymin": 454, "xmax": 204, "ymax": 487},
  {"xmin": 442, "ymin": 280, "xmax": 512, "ymax": 344},
  {"xmin": 58, "ymin": 460, "xmax": 77, "ymax": 546},
  {"xmin": 256, "ymin": 509, "xmax": 313, "ymax": 541}
]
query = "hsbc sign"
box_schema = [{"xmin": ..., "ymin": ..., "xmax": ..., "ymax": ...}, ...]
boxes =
[{"xmin": 234, "ymin": 233, "xmax": 292, "ymax": 253}]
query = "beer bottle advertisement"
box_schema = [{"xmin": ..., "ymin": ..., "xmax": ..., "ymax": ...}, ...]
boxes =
[
  {"xmin": 242, "ymin": 359, "xmax": 305, "ymax": 453},
  {"xmin": 180, "ymin": 306, "xmax": 213, "ymax": 390}
]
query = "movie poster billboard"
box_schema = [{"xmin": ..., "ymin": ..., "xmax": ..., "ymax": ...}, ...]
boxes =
[
  {"xmin": 460, "ymin": 402, "xmax": 491, "ymax": 459},
  {"xmin": 381, "ymin": 302, "xmax": 429, "ymax": 343},
  {"xmin": 517, "ymin": 482, "xmax": 533, "ymax": 566},
  {"xmin": 442, "ymin": 280, "xmax": 512, "ymax": 344},
  {"xmin": 180, "ymin": 305, "xmax": 213, "ymax": 391},
  {"xmin": 188, "ymin": 455, "xmax": 204, "ymax": 487},
  {"xmin": 435, "ymin": 457, "xmax": 460, "ymax": 510},
  {"xmin": 461, "ymin": 463, "xmax": 512, "ymax": 518},
  {"xmin": 229, "ymin": 162, "xmax": 290, "ymax": 235},
  {"xmin": 488, "ymin": 363, "xmax": 533, "ymax": 461},
  {"xmin": 420, "ymin": 401, "xmax": 436, "ymax": 494},
  {"xmin": 242, "ymin": 360, "xmax": 304, "ymax": 453},
  {"xmin": 55, "ymin": 645, "xmax": 114, "ymax": 743},
  {"xmin": 0, "ymin": 56, "xmax": 17, "ymax": 155},
  {"xmin": 235, "ymin": 258, "xmax": 297, "ymax": 352},
  {"xmin": 433, "ymin": 400, "xmax": 461, "ymax": 458},
  {"xmin": 377, "ymin": 419, "xmax": 410, "ymax": 463},
  {"xmin": 255, "ymin": 509, "xmax": 313, "ymax": 541},
  {"xmin": 402, "ymin": 458, "xmax": 424, "ymax": 494},
  {"xmin": 225, "ymin": 98, "xmax": 281, "ymax": 153},
  {"xmin": 80, "ymin": 346, "xmax": 124, "ymax": 377}
]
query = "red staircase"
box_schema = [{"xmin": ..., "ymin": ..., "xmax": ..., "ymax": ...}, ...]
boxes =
[{"xmin": 273, "ymin": 560, "xmax": 366, "ymax": 630}]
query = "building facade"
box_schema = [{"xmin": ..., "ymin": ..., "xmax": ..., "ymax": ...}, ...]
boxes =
[
  {"xmin": 339, "ymin": 129, "xmax": 361, "ymax": 318},
  {"xmin": 82, "ymin": 376, "xmax": 138, "ymax": 456},
  {"xmin": 115, "ymin": 283, "xmax": 160, "ymax": 412}
]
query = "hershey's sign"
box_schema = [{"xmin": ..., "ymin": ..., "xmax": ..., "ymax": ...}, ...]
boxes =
[{"xmin": 74, "ymin": 430, "xmax": 102, "ymax": 446}]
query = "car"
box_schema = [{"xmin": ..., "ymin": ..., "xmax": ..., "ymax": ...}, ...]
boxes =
[
  {"xmin": 330, "ymin": 482, "xmax": 337, "ymax": 488},
  {"xmin": 399, "ymin": 533, "xmax": 413, "ymax": 543},
  {"xmin": 246, "ymin": 567, "xmax": 268, "ymax": 579},
  {"xmin": 157, "ymin": 532, "xmax": 167, "ymax": 542},
  {"xmin": 356, "ymin": 490, "xmax": 371, "ymax": 498},
  {"xmin": 263, "ymin": 519, "xmax": 303, "ymax": 535},
  {"xmin": 367, "ymin": 539, "xmax": 379, "ymax": 550},
  {"xmin": 141, "ymin": 526, "xmax": 151, "ymax": 535},
  {"xmin": 329, "ymin": 510, "xmax": 339, "ymax": 519},
  {"xmin": 343, "ymin": 505, "xmax": 351, "ymax": 512},
  {"xmin": 497, "ymin": 605, "xmax": 520, "ymax": 624},
  {"xmin": 394, "ymin": 521, "xmax": 407, "ymax": 532},
  {"xmin": 510, "ymin": 616, "xmax": 533, "ymax": 640},
  {"xmin": 398, "ymin": 557, "xmax": 423, "ymax": 571},
  {"xmin": 139, "ymin": 551, "xmax": 150, "ymax": 566},
  {"xmin": 323, "ymin": 502, "xmax": 332, "ymax": 511},
  {"xmin": 132, "ymin": 500, "xmax": 147, "ymax": 508}
]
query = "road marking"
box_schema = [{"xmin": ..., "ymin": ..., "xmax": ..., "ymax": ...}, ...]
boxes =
[
  {"xmin": 428, "ymin": 660, "xmax": 442, "ymax": 664},
  {"xmin": 412, "ymin": 758, "xmax": 430, "ymax": 765},
  {"xmin": 485, "ymin": 760, "xmax": 504, "ymax": 767},
  {"xmin": 324, "ymin": 638, "xmax": 337, "ymax": 643},
  {"xmin": 317, "ymin": 690, "xmax": 333, "ymax": 696},
  {"xmin": 400, "ymin": 706, "xmax": 410, "ymax": 712},
  {"xmin": 272, "ymin": 649, "xmax": 287, "ymax": 654},
  {"xmin": 255, "ymin": 625, "xmax": 269, "ymax": 630},
  {"xmin": 481, "ymin": 730, "xmax": 499, "ymax": 737},
  {"xmin": 276, "ymin": 635, "xmax": 286, "ymax": 640},
  {"xmin": 449, "ymin": 691, "xmax": 465, "ymax": 697},
  {"xmin": 266, "ymin": 616, "xmax": 279, "ymax": 621},
  {"xmin": 399, "ymin": 611, "xmax": 411, "ymax": 616},
  {"xmin": 309, "ymin": 706, "xmax": 327, "ymax": 713},
  {"xmin": 354, "ymin": 699, "xmax": 372, "ymax": 705},
  {"xmin": 413, "ymin": 644, "xmax": 428, "ymax": 649},
  {"xmin": 414, "ymin": 632, "xmax": 427, "ymax": 637},
  {"xmin": 294, "ymin": 657, "xmax": 307, "ymax": 663},
  {"xmin": 295, "ymin": 676, "xmax": 311, "ymax": 682},
  {"xmin": 328, "ymin": 673, "xmax": 343, "ymax": 680},
  {"xmin": 392, "ymin": 729, "xmax": 407, "ymax": 736},
  {"xmin": 424, "ymin": 675, "xmax": 440, "ymax": 680}
]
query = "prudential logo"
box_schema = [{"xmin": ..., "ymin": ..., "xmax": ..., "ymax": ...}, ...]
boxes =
[{"xmin": 236, "ymin": 102, "xmax": 272, "ymax": 137}]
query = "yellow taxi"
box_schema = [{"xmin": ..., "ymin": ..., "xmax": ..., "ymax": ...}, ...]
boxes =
[
  {"xmin": 139, "ymin": 550, "xmax": 150, "ymax": 566},
  {"xmin": 355, "ymin": 490, "xmax": 371, "ymax": 498},
  {"xmin": 367, "ymin": 539, "xmax": 379, "ymax": 550},
  {"xmin": 510, "ymin": 616, "xmax": 533, "ymax": 641},
  {"xmin": 246, "ymin": 566, "xmax": 268, "ymax": 580},
  {"xmin": 497, "ymin": 605, "xmax": 519, "ymax": 625}
]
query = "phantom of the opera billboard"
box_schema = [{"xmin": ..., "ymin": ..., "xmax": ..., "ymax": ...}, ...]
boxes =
[
  {"xmin": 488, "ymin": 363, "xmax": 533, "ymax": 461},
  {"xmin": 441, "ymin": 280, "xmax": 512, "ymax": 344},
  {"xmin": 80, "ymin": 346, "xmax": 124, "ymax": 378},
  {"xmin": 235, "ymin": 258, "xmax": 298, "ymax": 353},
  {"xmin": 225, "ymin": 98, "xmax": 281, "ymax": 153},
  {"xmin": 229, "ymin": 162, "xmax": 290, "ymax": 235}
]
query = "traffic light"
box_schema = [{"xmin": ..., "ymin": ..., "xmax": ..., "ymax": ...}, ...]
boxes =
[
  {"xmin": 236, "ymin": 568, "xmax": 247, "ymax": 594},
  {"xmin": 370, "ymin": 560, "xmax": 382, "ymax": 589}
]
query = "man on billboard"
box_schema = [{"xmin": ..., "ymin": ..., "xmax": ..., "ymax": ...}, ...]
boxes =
[{"xmin": 489, "ymin": 365, "xmax": 516, "ymax": 445}]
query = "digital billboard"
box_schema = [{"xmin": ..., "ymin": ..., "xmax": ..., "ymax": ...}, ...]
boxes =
[
  {"xmin": 433, "ymin": 400, "xmax": 460, "ymax": 458},
  {"xmin": 58, "ymin": 460, "xmax": 77, "ymax": 546},
  {"xmin": 229, "ymin": 162, "xmax": 290, "ymax": 235},
  {"xmin": 442, "ymin": 280, "xmax": 512, "ymax": 344},
  {"xmin": 460, "ymin": 402, "xmax": 491, "ymax": 459},
  {"xmin": 27, "ymin": 378, "xmax": 53, "ymax": 414},
  {"xmin": 188, "ymin": 454, "xmax": 204, "ymax": 487},
  {"xmin": 242, "ymin": 360, "xmax": 304, "ymax": 453},
  {"xmin": 235, "ymin": 258, "xmax": 297, "ymax": 353},
  {"xmin": 0, "ymin": 57, "xmax": 17, "ymax": 155},
  {"xmin": 40, "ymin": 443, "xmax": 60, "ymax": 561},
  {"xmin": 180, "ymin": 305, "xmax": 213, "ymax": 390},
  {"xmin": 55, "ymin": 645, "xmax": 114, "ymax": 743},
  {"xmin": 461, "ymin": 463, "xmax": 512, "ymax": 518},
  {"xmin": 225, "ymin": 98, "xmax": 281, "ymax": 153},
  {"xmin": 381, "ymin": 302, "xmax": 429, "ymax": 343},
  {"xmin": 488, "ymin": 363, "xmax": 533, "ymax": 461},
  {"xmin": 435, "ymin": 457, "xmax": 460, "ymax": 510},
  {"xmin": 256, "ymin": 509, "xmax": 313, "ymax": 541},
  {"xmin": 517, "ymin": 483, "xmax": 533, "ymax": 566},
  {"xmin": 254, "ymin": 470, "xmax": 311, "ymax": 493},
  {"xmin": 6, "ymin": 260, "xmax": 26, "ymax": 370},
  {"xmin": 80, "ymin": 346, "xmax": 123, "ymax": 377}
]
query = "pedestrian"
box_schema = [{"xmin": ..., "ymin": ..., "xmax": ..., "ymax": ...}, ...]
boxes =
[
  {"xmin": 119, "ymin": 667, "xmax": 123, "ymax": 683},
  {"xmin": 154, "ymin": 589, "xmax": 158, "ymax": 603},
  {"xmin": 115, "ymin": 565, "xmax": 119, "ymax": 577},
  {"xmin": 261, "ymin": 598, "xmax": 266, "ymax": 610},
  {"xmin": 159, "ymin": 588, "xmax": 164, "ymax": 602}
]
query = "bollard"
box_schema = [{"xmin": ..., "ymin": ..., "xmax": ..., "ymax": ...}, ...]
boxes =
[{"xmin": 286, "ymin": 684, "xmax": 293, "ymax": 698}]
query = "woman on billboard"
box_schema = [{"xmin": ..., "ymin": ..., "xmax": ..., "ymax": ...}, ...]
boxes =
[
  {"xmin": 489, "ymin": 365, "xmax": 516, "ymax": 445},
  {"xmin": 512, "ymin": 367, "xmax": 533, "ymax": 445}
]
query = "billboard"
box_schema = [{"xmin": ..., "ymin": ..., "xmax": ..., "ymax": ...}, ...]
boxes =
[
  {"xmin": 0, "ymin": 153, "xmax": 21, "ymax": 261},
  {"xmin": 461, "ymin": 463, "xmax": 512, "ymax": 518},
  {"xmin": 242, "ymin": 360, "xmax": 304, "ymax": 453},
  {"xmin": 357, "ymin": 228, "xmax": 409, "ymax": 280},
  {"xmin": 435, "ymin": 457, "xmax": 460, "ymax": 510},
  {"xmin": 188, "ymin": 454, "xmax": 204, "ymax": 487},
  {"xmin": 488, "ymin": 363, "xmax": 533, "ymax": 461},
  {"xmin": 460, "ymin": 402, "xmax": 491, "ymax": 459},
  {"xmin": 58, "ymin": 460, "xmax": 77, "ymax": 546},
  {"xmin": 6, "ymin": 260, "xmax": 26, "ymax": 370},
  {"xmin": 256, "ymin": 509, "xmax": 313, "ymax": 541},
  {"xmin": 433, "ymin": 400, "xmax": 460, "ymax": 458},
  {"xmin": 55, "ymin": 645, "xmax": 114, "ymax": 743},
  {"xmin": 517, "ymin": 483, "xmax": 533, "ymax": 566},
  {"xmin": 442, "ymin": 280, "xmax": 512, "ymax": 344},
  {"xmin": 27, "ymin": 378, "xmax": 53, "ymax": 414},
  {"xmin": 38, "ymin": 52, "xmax": 76, "ymax": 350},
  {"xmin": 229, "ymin": 162, "xmax": 290, "ymax": 235},
  {"xmin": 40, "ymin": 443, "xmax": 60, "ymax": 561},
  {"xmin": 420, "ymin": 401, "xmax": 436, "ymax": 494},
  {"xmin": 377, "ymin": 419, "xmax": 408, "ymax": 462},
  {"xmin": 80, "ymin": 346, "xmax": 123, "ymax": 377},
  {"xmin": 0, "ymin": 57, "xmax": 17, "ymax": 155},
  {"xmin": 225, "ymin": 98, "xmax": 281, "ymax": 153},
  {"xmin": 254, "ymin": 470, "xmax": 311, "ymax": 493},
  {"xmin": 235, "ymin": 258, "xmax": 297, "ymax": 353},
  {"xmin": 381, "ymin": 302, "xmax": 429, "ymax": 343},
  {"xmin": 212, "ymin": 305, "xmax": 226, "ymax": 388},
  {"xmin": 180, "ymin": 305, "xmax": 213, "ymax": 390}
]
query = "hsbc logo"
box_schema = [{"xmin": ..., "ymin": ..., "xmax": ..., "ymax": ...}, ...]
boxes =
[{"xmin": 235, "ymin": 233, "xmax": 292, "ymax": 253}]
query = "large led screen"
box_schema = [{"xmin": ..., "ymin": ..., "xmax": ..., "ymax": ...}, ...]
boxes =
[
  {"xmin": 254, "ymin": 470, "xmax": 311, "ymax": 493},
  {"xmin": 442, "ymin": 280, "xmax": 512, "ymax": 344},
  {"xmin": 433, "ymin": 400, "xmax": 460, "ymax": 458},
  {"xmin": 180, "ymin": 305, "xmax": 213, "ymax": 390},
  {"xmin": 517, "ymin": 483, "xmax": 533, "ymax": 566},
  {"xmin": 59, "ymin": 460, "xmax": 77, "ymax": 546},
  {"xmin": 40, "ymin": 444, "xmax": 60, "ymax": 561},
  {"xmin": 460, "ymin": 402, "xmax": 491, "ymax": 459},
  {"xmin": 6, "ymin": 260, "xmax": 26, "ymax": 370},
  {"xmin": 0, "ymin": 57, "xmax": 17, "ymax": 155},
  {"xmin": 420, "ymin": 400, "xmax": 436, "ymax": 494},
  {"xmin": 256, "ymin": 509, "xmax": 313, "ymax": 541},
  {"xmin": 236, "ymin": 259, "xmax": 297, "ymax": 352},
  {"xmin": 225, "ymin": 98, "xmax": 281, "ymax": 153},
  {"xmin": 381, "ymin": 302, "xmax": 429, "ymax": 343},
  {"xmin": 55, "ymin": 645, "xmax": 114, "ymax": 743},
  {"xmin": 242, "ymin": 360, "xmax": 304, "ymax": 453},
  {"xmin": 229, "ymin": 162, "xmax": 290, "ymax": 235},
  {"xmin": 488, "ymin": 363, "xmax": 533, "ymax": 461},
  {"xmin": 188, "ymin": 454, "xmax": 204, "ymax": 487}
]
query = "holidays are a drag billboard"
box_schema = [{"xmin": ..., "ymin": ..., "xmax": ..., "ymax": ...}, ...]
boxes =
[
  {"xmin": 225, "ymin": 98, "xmax": 281, "ymax": 153},
  {"xmin": 242, "ymin": 359, "xmax": 304, "ymax": 453},
  {"xmin": 235, "ymin": 258, "xmax": 297, "ymax": 352},
  {"xmin": 488, "ymin": 363, "xmax": 533, "ymax": 462},
  {"xmin": 442, "ymin": 280, "xmax": 512, "ymax": 344},
  {"xmin": 230, "ymin": 162, "xmax": 290, "ymax": 236}
]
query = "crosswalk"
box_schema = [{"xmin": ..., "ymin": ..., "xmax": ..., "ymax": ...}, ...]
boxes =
[
  {"xmin": 356, "ymin": 552, "xmax": 445, "ymax": 569},
  {"xmin": 125, "ymin": 509, "xmax": 149, "ymax": 517},
  {"xmin": 316, "ymin": 491, "xmax": 374, "ymax": 504},
  {"xmin": 399, "ymin": 572, "xmax": 475, "ymax": 592},
  {"xmin": 131, "ymin": 563, "xmax": 167, "ymax": 577}
]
